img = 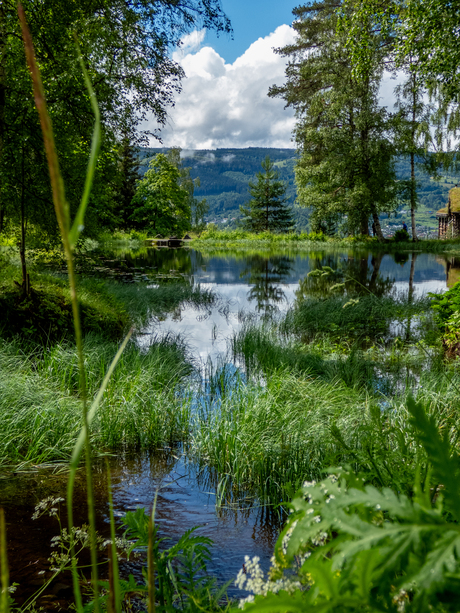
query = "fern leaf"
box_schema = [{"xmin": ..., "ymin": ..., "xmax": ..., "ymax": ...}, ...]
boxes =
[
  {"xmin": 407, "ymin": 396, "xmax": 460, "ymax": 521},
  {"xmin": 403, "ymin": 529, "xmax": 460, "ymax": 592}
]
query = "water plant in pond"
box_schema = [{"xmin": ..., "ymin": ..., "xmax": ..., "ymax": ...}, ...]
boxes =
[
  {"xmin": 239, "ymin": 398, "xmax": 460, "ymax": 613},
  {"xmin": 0, "ymin": 334, "xmax": 194, "ymax": 466}
]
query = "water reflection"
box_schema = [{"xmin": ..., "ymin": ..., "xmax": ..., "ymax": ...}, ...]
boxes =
[
  {"xmin": 295, "ymin": 252, "xmax": 395, "ymax": 301},
  {"xmin": 444, "ymin": 256, "xmax": 460, "ymax": 288},
  {"xmin": 240, "ymin": 255, "xmax": 294, "ymax": 316},
  {"xmin": 1, "ymin": 451, "xmax": 278, "ymax": 606}
]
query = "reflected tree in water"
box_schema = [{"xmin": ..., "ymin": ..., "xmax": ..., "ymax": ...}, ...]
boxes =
[
  {"xmin": 241, "ymin": 255, "xmax": 294, "ymax": 316},
  {"xmin": 295, "ymin": 253, "xmax": 395, "ymax": 302}
]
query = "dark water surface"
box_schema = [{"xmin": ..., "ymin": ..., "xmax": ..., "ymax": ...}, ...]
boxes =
[{"xmin": 2, "ymin": 245, "xmax": 458, "ymax": 608}]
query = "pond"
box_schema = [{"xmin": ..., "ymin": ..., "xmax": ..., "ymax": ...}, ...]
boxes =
[{"xmin": 2, "ymin": 245, "xmax": 457, "ymax": 609}]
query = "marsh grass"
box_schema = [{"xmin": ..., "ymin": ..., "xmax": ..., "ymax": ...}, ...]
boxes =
[
  {"xmin": 0, "ymin": 335, "xmax": 194, "ymax": 467},
  {"xmin": 190, "ymin": 351, "xmax": 460, "ymax": 502},
  {"xmin": 232, "ymin": 323, "xmax": 378, "ymax": 391},
  {"xmin": 284, "ymin": 292, "xmax": 432, "ymax": 342},
  {"xmin": 191, "ymin": 369, "xmax": 369, "ymax": 501}
]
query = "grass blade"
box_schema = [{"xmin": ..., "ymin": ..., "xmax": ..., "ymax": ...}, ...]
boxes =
[
  {"xmin": 69, "ymin": 39, "xmax": 101, "ymax": 249},
  {"xmin": 106, "ymin": 461, "xmax": 122, "ymax": 613},
  {"xmin": 66, "ymin": 328, "xmax": 133, "ymax": 608}
]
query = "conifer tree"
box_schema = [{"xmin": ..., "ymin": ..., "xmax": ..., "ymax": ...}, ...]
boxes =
[
  {"xmin": 240, "ymin": 156, "xmax": 294, "ymax": 233},
  {"xmin": 270, "ymin": 1, "xmax": 397, "ymax": 241}
]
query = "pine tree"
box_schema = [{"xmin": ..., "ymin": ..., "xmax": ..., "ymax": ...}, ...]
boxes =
[
  {"xmin": 269, "ymin": 1, "xmax": 398, "ymax": 241},
  {"xmin": 240, "ymin": 156, "xmax": 294, "ymax": 233}
]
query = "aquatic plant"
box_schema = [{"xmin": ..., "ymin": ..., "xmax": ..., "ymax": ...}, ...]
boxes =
[
  {"xmin": 239, "ymin": 397, "xmax": 460, "ymax": 612},
  {"xmin": 0, "ymin": 334, "xmax": 194, "ymax": 466},
  {"xmin": 285, "ymin": 292, "xmax": 431, "ymax": 343}
]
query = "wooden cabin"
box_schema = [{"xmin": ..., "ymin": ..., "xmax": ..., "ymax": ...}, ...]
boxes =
[{"xmin": 437, "ymin": 187, "xmax": 460, "ymax": 238}]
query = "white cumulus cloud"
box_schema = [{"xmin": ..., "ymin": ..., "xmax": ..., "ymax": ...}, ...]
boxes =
[{"xmin": 144, "ymin": 25, "xmax": 296, "ymax": 149}]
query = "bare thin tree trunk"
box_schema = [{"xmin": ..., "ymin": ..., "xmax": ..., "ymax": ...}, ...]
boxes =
[
  {"xmin": 410, "ymin": 150, "xmax": 418, "ymax": 241},
  {"xmin": 0, "ymin": 4, "xmax": 6, "ymax": 235},
  {"xmin": 19, "ymin": 143, "xmax": 29, "ymax": 296},
  {"xmin": 410, "ymin": 75, "xmax": 418, "ymax": 241}
]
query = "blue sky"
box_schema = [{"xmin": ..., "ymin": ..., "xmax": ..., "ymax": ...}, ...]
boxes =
[
  {"xmin": 146, "ymin": 2, "xmax": 299, "ymax": 149},
  {"xmin": 204, "ymin": 0, "xmax": 299, "ymax": 63}
]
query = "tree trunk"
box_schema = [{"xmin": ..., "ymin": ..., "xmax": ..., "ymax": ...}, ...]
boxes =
[
  {"xmin": 19, "ymin": 144, "xmax": 29, "ymax": 297},
  {"xmin": 359, "ymin": 213, "xmax": 369, "ymax": 236},
  {"xmin": 410, "ymin": 151, "xmax": 417, "ymax": 241},
  {"xmin": 371, "ymin": 210, "xmax": 385, "ymax": 242},
  {"xmin": 0, "ymin": 4, "xmax": 6, "ymax": 235},
  {"xmin": 410, "ymin": 79, "xmax": 418, "ymax": 241}
]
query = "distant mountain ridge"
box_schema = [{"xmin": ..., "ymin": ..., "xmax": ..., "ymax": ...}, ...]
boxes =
[
  {"xmin": 139, "ymin": 147, "xmax": 459, "ymax": 232},
  {"xmin": 139, "ymin": 147, "xmax": 305, "ymax": 227}
]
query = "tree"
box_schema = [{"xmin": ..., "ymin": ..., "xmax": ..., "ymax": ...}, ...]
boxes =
[
  {"xmin": 240, "ymin": 156, "xmax": 294, "ymax": 233},
  {"xmin": 130, "ymin": 153, "xmax": 191, "ymax": 236},
  {"xmin": 393, "ymin": 64, "xmax": 433, "ymax": 242},
  {"xmin": 167, "ymin": 147, "xmax": 209, "ymax": 232},
  {"xmin": 1, "ymin": 1, "xmax": 230, "ymax": 289},
  {"xmin": 342, "ymin": 0, "xmax": 460, "ymax": 99},
  {"xmin": 114, "ymin": 134, "xmax": 141, "ymax": 229},
  {"xmin": 269, "ymin": 1, "xmax": 398, "ymax": 241}
]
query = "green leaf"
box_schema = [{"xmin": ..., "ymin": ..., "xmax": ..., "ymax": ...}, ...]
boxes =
[{"xmin": 407, "ymin": 396, "xmax": 460, "ymax": 521}]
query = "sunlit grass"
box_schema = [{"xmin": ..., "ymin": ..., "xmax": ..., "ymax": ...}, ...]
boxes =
[{"xmin": 0, "ymin": 334, "xmax": 194, "ymax": 467}]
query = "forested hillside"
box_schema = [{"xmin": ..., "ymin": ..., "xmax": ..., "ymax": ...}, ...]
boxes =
[{"xmin": 141, "ymin": 147, "xmax": 459, "ymax": 232}]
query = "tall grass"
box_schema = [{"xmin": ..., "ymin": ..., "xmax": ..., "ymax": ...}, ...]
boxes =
[
  {"xmin": 189, "ymin": 357, "xmax": 460, "ymax": 503},
  {"xmin": 284, "ymin": 292, "xmax": 432, "ymax": 342},
  {"xmin": 0, "ymin": 335, "xmax": 194, "ymax": 467},
  {"xmin": 232, "ymin": 322, "xmax": 377, "ymax": 391},
  {"xmin": 190, "ymin": 369, "xmax": 369, "ymax": 501}
]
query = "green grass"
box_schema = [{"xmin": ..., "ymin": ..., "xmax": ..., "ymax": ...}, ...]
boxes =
[
  {"xmin": 0, "ymin": 334, "xmax": 194, "ymax": 467},
  {"xmin": 192, "ymin": 228, "xmax": 460, "ymax": 254},
  {"xmin": 189, "ymin": 346, "xmax": 460, "ymax": 502},
  {"xmin": 232, "ymin": 323, "xmax": 378, "ymax": 392},
  {"xmin": 284, "ymin": 292, "xmax": 432, "ymax": 342},
  {"xmin": 0, "ymin": 260, "xmax": 216, "ymax": 342},
  {"xmin": 190, "ymin": 368, "xmax": 370, "ymax": 502}
]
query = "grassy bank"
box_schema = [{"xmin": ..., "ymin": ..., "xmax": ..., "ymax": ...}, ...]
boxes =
[
  {"xmin": 192, "ymin": 228, "xmax": 460, "ymax": 253},
  {"xmin": 0, "ymin": 259, "xmax": 216, "ymax": 342},
  {"xmin": 0, "ymin": 334, "xmax": 194, "ymax": 467}
]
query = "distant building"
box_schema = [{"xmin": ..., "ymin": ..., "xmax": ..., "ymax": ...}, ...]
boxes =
[{"xmin": 437, "ymin": 187, "xmax": 460, "ymax": 238}]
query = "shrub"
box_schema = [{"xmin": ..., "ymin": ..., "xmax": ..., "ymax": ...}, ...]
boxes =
[{"xmin": 393, "ymin": 228, "xmax": 410, "ymax": 242}]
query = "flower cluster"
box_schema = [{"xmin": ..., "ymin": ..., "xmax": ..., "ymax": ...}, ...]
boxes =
[
  {"xmin": 32, "ymin": 496, "xmax": 64, "ymax": 520},
  {"xmin": 235, "ymin": 556, "xmax": 302, "ymax": 609}
]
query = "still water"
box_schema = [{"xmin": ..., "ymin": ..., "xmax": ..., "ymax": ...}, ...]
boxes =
[
  {"xmin": 131, "ymin": 247, "xmax": 450, "ymax": 359},
  {"xmin": 2, "ymin": 246, "xmax": 457, "ymax": 608}
]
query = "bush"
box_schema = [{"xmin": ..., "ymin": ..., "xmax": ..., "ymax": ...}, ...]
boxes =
[
  {"xmin": 393, "ymin": 228, "xmax": 410, "ymax": 242},
  {"xmin": 430, "ymin": 281, "xmax": 460, "ymax": 354},
  {"xmin": 239, "ymin": 398, "xmax": 460, "ymax": 613}
]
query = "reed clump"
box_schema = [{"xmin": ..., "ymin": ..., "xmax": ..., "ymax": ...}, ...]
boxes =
[
  {"xmin": 232, "ymin": 322, "xmax": 377, "ymax": 391},
  {"xmin": 284, "ymin": 293, "xmax": 431, "ymax": 342},
  {"xmin": 191, "ymin": 368, "xmax": 369, "ymax": 499},
  {"xmin": 0, "ymin": 334, "xmax": 194, "ymax": 467}
]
